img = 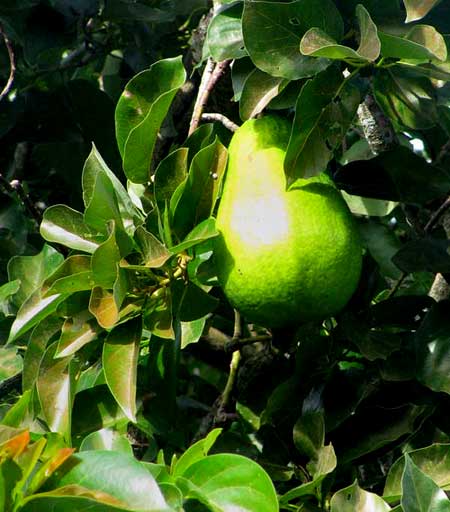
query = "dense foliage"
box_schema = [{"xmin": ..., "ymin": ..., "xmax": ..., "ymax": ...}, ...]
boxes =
[{"xmin": 2, "ymin": 0, "xmax": 450, "ymax": 510}]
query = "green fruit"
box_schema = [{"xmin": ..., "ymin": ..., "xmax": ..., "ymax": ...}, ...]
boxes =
[{"xmin": 214, "ymin": 116, "xmax": 362, "ymax": 328}]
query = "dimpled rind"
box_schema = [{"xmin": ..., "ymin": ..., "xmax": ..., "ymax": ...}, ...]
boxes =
[{"xmin": 214, "ymin": 116, "xmax": 362, "ymax": 328}]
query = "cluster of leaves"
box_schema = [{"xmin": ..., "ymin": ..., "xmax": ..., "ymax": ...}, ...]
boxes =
[{"xmin": 3, "ymin": 0, "xmax": 450, "ymax": 510}]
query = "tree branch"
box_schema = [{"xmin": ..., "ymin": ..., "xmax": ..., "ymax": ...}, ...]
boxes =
[
  {"xmin": 188, "ymin": 59, "xmax": 231, "ymax": 136},
  {"xmin": 201, "ymin": 113, "xmax": 239, "ymax": 132},
  {"xmin": 0, "ymin": 23, "xmax": 16, "ymax": 103}
]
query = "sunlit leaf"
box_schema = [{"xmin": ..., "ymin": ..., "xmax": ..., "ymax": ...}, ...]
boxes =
[
  {"xmin": 208, "ymin": 2, "xmax": 246, "ymax": 61},
  {"xmin": 331, "ymin": 480, "xmax": 391, "ymax": 511},
  {"xmin": 242, "ymin": 0, "xmax": 343, "ymax": 79},
  {"xmin": 103, "ymin": 316, "xmax": 142, "ymax": 422},
  {"xmin": 115, "ymin": 56, "xmax": 186, "ymax": 183},
  {"xmin": 403, "ymin": 0, "xmax": 441, "ymax": 23},
  {"xmin": 301, "ymin": 5, "xmax": 380, "ymax": 64},
  {"xmin": 40, "ymin": 205, "xmax": 101, "ymax": 253},
  {"xmin": 89, "ymin": 287, "xmax": 119, "ymax": 329}
]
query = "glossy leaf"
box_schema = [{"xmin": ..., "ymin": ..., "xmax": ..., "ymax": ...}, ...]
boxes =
[
  {"xmin": 384, "ymin": 444, "xmax": 450, "ymax": 501},
  {"xmin": 153, "ymin": 148, "xmax": 188, "ymax": 207},
  {"xmin": 80, "ymin": 428, "xmax": 133, "ymax": 455},
  {"xmin": 8, "ymin": 290, "xmax": 67, "ymax": 344},
  {"xmin": 135, "ymin": 226, "xmax": 171, "ymax": 268},
  {"xmin": 172, "ymin": 428, "xmax": 222, "ymax": 477},
  {"xmin": 301, "ymin": 5, "xmax": 380, "ymax": 64},
  {"xmin": 170, "ymin": 217, "xmax": 219, "ymax": 255},
  {"xmin": 404, "ymin": 0, "xmax": 441, "ymax": 23},
  {"xmin": 22, "ymin": 316, "xmax": 64, "ymax": 391},
  {"xmin": 0, "ymin": 346, "xmax": 23, "ymax": 381},
  {"xmin": 242, "ymin": 0, "xmax": 343, "ymax": 79},
  {"xmin": 331, "ymin": 480, "xmax": 391, "ymax": 511},
  {"xmin": 102, "ymin": 316, "xmax": 142, "ymax": 422},
  {"xmin": 36, "ymin": 343, "xmax": 74, "ymax": 441},
  {"xmin": 178, "ymin": 453, "xmax": 278, "ymax": 512},
  {"xmin": 374, "ymin": 68, "xmax": 437, "ymax": 130},
  {"xmin": 82, "ymin": 145, "xmax": 139, "ymax": 246},
  {"xmin": 342, "ymin": 192, "xmax": 397, "ymax": 217},
  {"xmin": 56, "ymin": 310, "xmax": 101, "ymax": 358},
  {"xmin": 172, "ymin": 138, "xmax": 227, "ymax": 240},
  {"xmin": 180, "ymin": 317, "xmax": 206, "ymax": 349},
  {"xmin": 40, "ymin": 205, "xmax": 102, "ymax": 254},
  {"xmin": 7, "ymin": 244, "xmax": 64, "ymax": 308},
  {"xmin": 46, "ymin": 450, "xmax": 169, "ymax": 511},
  {"xmin": 208, "ymin": 2, "xmax": 246, "ymax": 61},
  {"xmin": 172, "ymin": 281, "xmax": 219, "ymax": 322},
  {"xmin": 115, "ymin": 56, "xmax": 186, "ymax": 183},
  {"xmin": 379, "ymin": 25, "xmax": 447, "ymax": 62},
  {"xmin": 0, "ymin": 280, "xmax": 20, "ymax": 317},
  {"xmin": 239, "ymin": 68, "xmax": 286, "ymax": 121},
  {"xmin": 89, "ymin": 287, "xmax": 119, "ymax": 329},
  {"xmin": 401, "ymin": 454, "xmax": 450, "ymax": 511},
  {"xmin": 92, "ymin": 222, "xmax": 122, "ymax": 289},
  {"xmin": 285, "ymin": 67, "xmax": 360, "ymax": 182}
]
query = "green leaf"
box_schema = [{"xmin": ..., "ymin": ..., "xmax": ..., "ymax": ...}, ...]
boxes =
[
  {"xmin": 403, "ymin": 0, "xmax": 441, "ymax": 23},
  {"xmin": 180, "ymin": 317, "xmax": 206, "ymax": 349},
  {"xmin": 242, "ymin": 0, "xmax": 343, "ymax": 79},
  {"xmin": 56, "ymin": 310, "xmax": 101, "ymax": 358},
  {"xmin": 134, "ymin": 226, "xmax": 172, "ymax": 268},
  {"xmin": 153, "ymin": 148, "xmax": 188, "ymax": 207},
  {"xmin": 40, "ymin": 205, "xmax": 102, "ymax": 253},
  {"xmin": 103, "ymin": 316, "xmax": 142, "ymax": 422},
  {"xmin": 82, "ymin": 145, "xmax": 139, "ymax": 247},
  {"xmin": 0, "ymin": 459, "xmax": 21, "ymax": 512},
  {"xmin": 208, "ymin": 2, "xmax": 246, "ymax": 61},
  {"xmin": 401, "ymin": 454, "xmax": 450, "ymax": 511},
  {"xmin": 43, "ymin": 255, "xmax": 94, "ymax": 297},
  {"xmin": 177, "ymin": 453, "xmax": 278, "ymax": 512},
  {"xmin": 37, "ymin": 342, "xmax": 75, "ymax": 441},
  {"xmin": 374, "ymin": 68, "xmax": 437, "ymax": 130},
  {"xmin": 384, "ymin": 444, "xmax": 450, "ymax": 501},
  {"xmin": 342, "ymin": 192, "xmax": 398, "ymax": 217},
  {"xmin": 23, "ymin": 316, "xmax": 64, "ymax": 391},
  {"xmin": 415, "ymin": 301, "xmax": 450, "ymax": 395},
  {"xmin": 172, "ymin": 138, "xmax": 227, "ymax": 240},
  {"xmin": 285, "ymin": 67, "xmax": 360, "ymax": 182},
  {"xmin": 45, "ymin": 450, "xmax": 169, "ymax": 511},
  {"xmin": 172, "ymin": 428, "xmax": 222, "ymax": 476},
  {"xmin": 20, "ymin": 486, "xmax": 134, "ymax": 512},
  {"xmin": 8, "ymin": 290, "xmax": 67, "ymax": 344},
  {"xmin": 301, "ymin": 5, "xmax": 380, "ymax": 64},
  {"xmin": 331, "ymin": 480, "xmax": 391, "ymax": 511},
  {"xmin": 0, "ymin": 346, "xmax": 23, "ymax": 381},
  {"xmin": 80, "ymin": 428, "xmax": 133, "ymax": 455},
  {"xmin": 72, "ymin": 385, "xmax": 128, "ymax": 437},
  {"xmin": 239, "ymin": 68, "xmax": 286, "ymax": 121},
  {"xmin": 92, "ymin": 222, "xmax": 122, "ymax": 289},
  {"xmin": 172, "ymin": 281, "xmax": 219, "ymax": 322},
  {"xmin": 336, "ymin": 146, "xmax": 450, "ymax": 204},
  {"xmin": 392, "ymin": 239, "xmax": 450, "ymax": 274},
  {"xmin": 89, "ymin": 287, "xmax": 119, "ymax": 329},
  {"xmin": 379, "ymin": 25, "xmax": 447, "ymax": 62},
  {"xmin": 170, "ymin": 217, "xmax": 219, "ymax": 254},
  {"xmin": 8, "ymin": 244, "xmax": 64, "ymax": 308},
  {"xmin": 293, "ymin": 411, "xmax": 325, "ymax": 459},
  {"xmin": 115, "ymin": 56, "xmax": 186, "ymax": 184},
  {"xmin": 0, "ymin": 280, "xmax": 20, "ymax": 317}
]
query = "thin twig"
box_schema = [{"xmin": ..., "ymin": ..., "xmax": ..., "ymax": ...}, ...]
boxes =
[
  {"xmin": 0, "ymin": 23, "xmax": 16, "ymax": 103},
  {"xmin": 188, "ymin": 59, "xmax": 230, "ymax": 136},
  {"xmin": 201, "ymin": 112, "xmax": 239, "ymax": 132},
  {"xmin": 0, "ymin": 174, "xmax": 42, "ymax": 225},
  {"xmin": 424, "ymin": 196, "xmax": 450, "ymax": 233},
  {"xmin": 387, "ymin": 272, "xmax": 407, "ymax": 299}
]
